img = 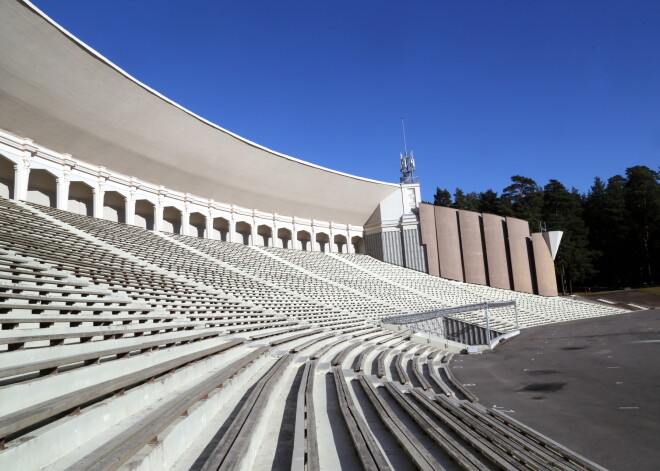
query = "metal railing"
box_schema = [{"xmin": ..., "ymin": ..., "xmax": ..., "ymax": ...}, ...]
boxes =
[{"xmin": 382, "ymin": 301, "xmax": 519, "ymax": 346}]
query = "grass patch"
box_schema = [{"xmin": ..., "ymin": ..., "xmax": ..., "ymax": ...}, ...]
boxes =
[{"xmin": 637, "ymin": 286, "xmax": 660, "ymax": 297}]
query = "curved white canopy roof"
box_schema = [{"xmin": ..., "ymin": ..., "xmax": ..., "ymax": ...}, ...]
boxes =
[{"xmin": 0, "ymin": 0, "xmax": 399, "ymax": 225}]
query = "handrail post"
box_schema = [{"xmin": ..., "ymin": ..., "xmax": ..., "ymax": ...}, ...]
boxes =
[
  {"xmin": 484, "ymin": 302, "xmax": 491, "ymax": 343},
  {"xmin": 514, "ymin": 301, "xmax": 519, "ymax": 330}
]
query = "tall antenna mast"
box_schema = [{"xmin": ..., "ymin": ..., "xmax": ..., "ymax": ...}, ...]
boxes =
[
  {"xmin": 401, "ymin": 118, "xmax": 409, "ymax": 158},
  {"xmin": 399, "ymin": 118, "xmax": 419, "ymax": 184}
]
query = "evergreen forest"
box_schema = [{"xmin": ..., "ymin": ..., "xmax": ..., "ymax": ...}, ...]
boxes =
[{"xmin": 429, "ymin": 165, "xmax": 659, "ymax": 294}]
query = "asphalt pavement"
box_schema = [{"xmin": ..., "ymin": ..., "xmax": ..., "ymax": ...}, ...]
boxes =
[{"xmin": 450, "ymin": 309, "xmax": 660, "ymax": 471}]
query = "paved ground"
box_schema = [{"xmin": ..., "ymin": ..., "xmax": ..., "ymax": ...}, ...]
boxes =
[
  {"xmin": 451, "ymin": 309, "xmax": 660, "ymax": 471},
  {"xmin": 587, "ymin": 290, "xmax": 660, "ymax": 309}
]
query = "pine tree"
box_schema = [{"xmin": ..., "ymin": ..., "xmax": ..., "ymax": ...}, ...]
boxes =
[
  {"xmin": 502, "ymin": 175, "xmax": 543, "ymax": 227},
  {"xmin": 542, "ymin": 180, "xmax": 594, "ymax": 294},
  {"xmin": 624, "ymin": 166, "xmax": 660, "ymax": 285},
  {"xmin": 433, "ymin": 187, "xmax": 452, "ymax": 207},
  {"xmin": 453, "ymin": 189, "xmax": 480, "ymax": 211}
]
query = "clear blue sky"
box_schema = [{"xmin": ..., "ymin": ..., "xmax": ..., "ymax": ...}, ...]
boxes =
[{"xmin": 32, "ymin": 0, "xmax": 660, "ymax": 202}]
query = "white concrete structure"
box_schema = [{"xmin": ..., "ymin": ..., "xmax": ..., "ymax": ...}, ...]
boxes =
[
  {"xmin": 0, "ymin": 127, "xmax": 364, "ymax": 253},
  {"xmin": 0, "ymin": 0, "xmax": 427, "ymax": 262},
  {"xmin": 0, "ymin": 0, "xmax": 402, "ymax": 226}
]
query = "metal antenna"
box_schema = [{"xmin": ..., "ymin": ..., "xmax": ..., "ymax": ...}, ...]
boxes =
[
  {"xmin": 401, "ymin": 118, "xmax": 409, "ymax": 157},
  {"xmin": 399, "ymin": 118, "xmax": 419, "ymax": 184}
]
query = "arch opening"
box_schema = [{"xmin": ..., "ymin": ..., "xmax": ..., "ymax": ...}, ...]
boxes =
[
  {"xmin": 277, "ymin": 228, "xmax": 292, "ymax": 249},
  {"xmin": 0, "ymin": 155, "xmax": 15, "ymax": 199},
  {"xmin": 213, "ymin": 217, "xmax": 229, "ymax": 241},
  {"xmin": 316, "ymin": 232, "xmax": 330, "ymax": 253},
  {"xmin": 103, "ymin": 191, "xmax": 126, "ymax": 223},
  {"xmin": 27, "ymin": 169, "xmax": 57, "ymax": 207},
  {"xmin": 297, "ymin": 230, "xmax": 311, "ymax": 251},
  {"xmin": 135, "ymin": 199, "xmax": 155, "ymax": 230},
  {"xmin": 67, "ymin": 181, "xmax": 93, "ymax": 216},
  {"xmin": 189, "ymin": 212, "xmax": 206, "ymax": 238},
  {"xmin": 334, "ymin": 234, "xmax": 347, "ymax": 254},
  {"xmin": 235, "ymin": 221, "xmax": 252, "ymax": 245},
  {"xmin": 352, "ymin": 235, "xmax": 364, "ymax": 254},
  {"xmin": 163, "ymin": 206, "xmax": 182, "ymax": 234},
  {"xmin": 257, "ymin": 224, "xmax": 272, "ymax": 247}
]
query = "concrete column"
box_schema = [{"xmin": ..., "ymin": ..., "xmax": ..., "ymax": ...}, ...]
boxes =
[
  {"xmin": 180, "ymin": 204, "xmax": 189, "ymax": 236},
  {"xmin": 93, "ymin": 187, "xmax": 105, "ymax": 218},
  {"xmin": 12, "ymin": 164, "xmax": 20, "ymax": 200},
  {"xmin": 228, "ymin": 215, "xmax": 236, "ymax": 244},
  {"xmin": 154, "ymin": 197, "xmax": 163, "ymax": 232},
  {"xmin": 272, "ymin": 216, "xmax": 279, "ymax": 248},
  {"xmin": 292, "ymin": 226, "xmax": 298, "ymax": 250},
  {"xmin": 125, "ymin": 192, "xmax": 135, "ymax": 225},
  {"xmin": 56, "ymin": 172, "xmax": 70, "ymax": 210},
  {"xmin": 328, "ymin": 227, "xmax": 334, "ymax": 253},
  {"xmin": 15, "ymin": 159, "xmax": 30, "ymax": 201},
  {"xmin": 205, "ymin": 214, "xmax": 213, "ymax": 239},
  {"xmin": 347, "ymin": 229, "xmax": 355, "ymax": 254},
  {"xmin": 250, "ymin": 217, "xmax": 256, "ymax": 246},
  {"xmin": 311, "ymin": 223, "xmax": 317, "ymax": 252}
]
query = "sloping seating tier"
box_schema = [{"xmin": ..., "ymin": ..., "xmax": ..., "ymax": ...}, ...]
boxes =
[
  {"xmin": 336, "ymin": 252, "xmax": 627, "ymax": 329},
  {"xmin": 176, "ymin": 234, "xmax": 401, "ymax": 319},
  {"xmin": 263, "ymin": 246, "xmax": 455, "ymax": 314},
  {"xmin": 35, "ymin": 203, "xmax": 362, "ymax": 323},
  {"xmin": 0, "ymin": 199, "xmax": 270, "ymax": 322},
  {"xmin": 0, "ymin": 197, "xmax": 621, "ymax": 470}
]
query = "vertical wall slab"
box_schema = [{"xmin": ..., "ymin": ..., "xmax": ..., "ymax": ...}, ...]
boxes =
[
  {"xmin": 381, "ymin": 229, "xmax": 404, "ymax": 266},
  {"xmin": 364, "ymin": 232, "xmax": 384, "ymax": 261},
  {"xmin": 435, "ymin": 206, "xmax": 464, "ymax": 282},
  {"xmin": 418, "ymin": 203, "xmax": 440, "ymax": 276},
  {"xmin": 506, "ymin": 217, "xmax": 533, "ymax": 293},
  {"xmin": 482, "ymin": 213, "xmax": 511, "ymax": 290},
  {"xmin": 532, "ymin": 232, "xmax": 558, "ymax": 296},
  {"xmin": 457, "ymin": 210, "xmax": 487, "ymax": 285},
  {"xmin": 402, "ymin": 226, "xmax": 427, "ymax": 272}
]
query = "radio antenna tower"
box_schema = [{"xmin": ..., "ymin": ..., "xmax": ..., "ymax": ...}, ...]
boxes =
[{"xmin": 400, "ymin": 118, "xmax": 419, "ymax": 184}]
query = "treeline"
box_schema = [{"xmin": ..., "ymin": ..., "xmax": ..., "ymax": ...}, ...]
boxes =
[{"xmin": 430, "ymin": 165, "xmax": 659, "ymax": 294}]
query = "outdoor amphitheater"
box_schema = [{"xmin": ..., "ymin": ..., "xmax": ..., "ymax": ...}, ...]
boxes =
[{"xmin": 0, "ymin": 1, "xmax": 658, "ymax": 470}]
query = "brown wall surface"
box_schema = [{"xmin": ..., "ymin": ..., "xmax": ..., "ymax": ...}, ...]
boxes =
[
  {"xmin": 418, "ymin": 206, "xmax": 558, "ymax": 296},
  {"xmin": 418, "ymin": 203, "xmax": 440, "ymax": 276},
  {"xmin": 458, "ymin": 210, "xmax": 487, "ymax": 285},
  {"xmin": 435, "ymin": 206, "xmax": 464, "ymax": 281},
  {"xmin": 531, "ymin": 232, "xmax": 558, "ymax": 296},
  {"xmin": 506, "ymin": 217, "xmax": 533, "ymax": 293},
  {"xmin": 482, "ymin": 213, "xmax": 511, "ymax": 290}
]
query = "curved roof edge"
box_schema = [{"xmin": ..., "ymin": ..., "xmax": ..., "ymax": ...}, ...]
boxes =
[
  {"xmin": 19, "ymin": 1, "xmax": 396, "ymax": 187},
  {"xmin": 0, "ymin": 0, "xmax": 400, "ymax": 225}
]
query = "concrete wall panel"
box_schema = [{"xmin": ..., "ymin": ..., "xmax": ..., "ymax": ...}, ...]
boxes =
[
  {"xmin": 382, "ymin": 230, "xmax": 404, "ymax": 266},
  {"xmin": 418, "ymin": 203, "xmax": 440, "ymax": 276},
  {"xmin": 402, "ymin": 226, "xmax": 427, "ymax": 272},
  {"xmin": 435, "ymin": 206, "xmax": 464, "ymax": 282},
  {"xmin": 458, "ymin": 210, "xmax": 487, "ymax": 285},
  {"xmin": 506, "ymin": 217, "xmax": 533, "ymax": 293},
  {"xmin": 532, "ymin": 232, "xmax": 558, "ymax": 296},
  {"xmin": 482, "ymin": 213, "xmax": 511, "ymax": 290}
]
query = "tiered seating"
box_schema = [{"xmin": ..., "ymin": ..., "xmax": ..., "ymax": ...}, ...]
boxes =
[
  {"xmin": 176, "ymin": 234, "xmax": 396, "ymax": 320},
  {"xmin": 263, "ymin": 246, "xmax": 452, "ymax": 314},
  {"xmin": 35, "ymin": 203, "xmax": 367, "ymax": 328},
  {"xmin": 0, "ymin": 199, "xmax": 273, "ymax": 326},
  {"xmin": 338, "ymin": 253, "xmax": 627, "ymax": 329},
  {"xmin": 0, "ymin": 197, "xmax": 622, "ymax": 469}
]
